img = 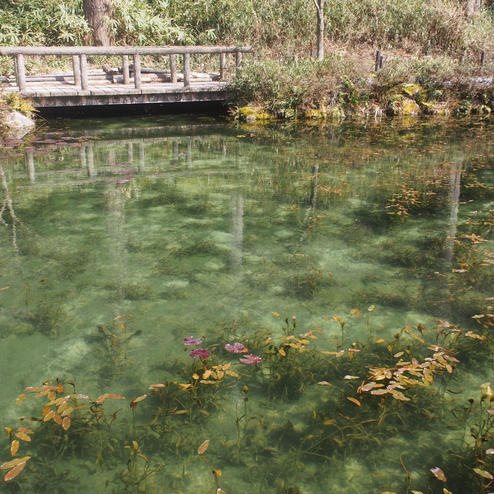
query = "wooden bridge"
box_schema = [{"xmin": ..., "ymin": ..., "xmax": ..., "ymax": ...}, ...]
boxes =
[{"xmin": 0, "ymin": 46, "xmax": 253, "ymax": 108}]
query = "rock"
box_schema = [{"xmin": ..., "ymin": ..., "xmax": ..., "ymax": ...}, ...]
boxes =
[{"xmin": 1, "ymin": 110, "xmax": 36, "ymax": 138}]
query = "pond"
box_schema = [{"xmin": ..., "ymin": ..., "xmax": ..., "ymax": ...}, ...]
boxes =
[{"xmin": 0, "ymin": 115, "xmax": 493, "ymax": 494}]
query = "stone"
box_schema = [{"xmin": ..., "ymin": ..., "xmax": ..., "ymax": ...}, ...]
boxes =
[{"xmin": 1, "ymin": 110, "xmax": 35, "ymax": 138}]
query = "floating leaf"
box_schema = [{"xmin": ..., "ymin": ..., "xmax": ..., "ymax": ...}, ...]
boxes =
[
  {"xmin": 10, "ymin": 440, "xmax": 19, "ymax": 457},
  {"xmin": 0, "ymin": 456, "xmax": 31, "ymax": 470},
  {"xmin": 410, "ymin": 491, "xmax": 424, "ymax": 494},
  {"xmin": 15, "ymin": 394, "xmax": 27, "ymax": 405},
  {"xmin": 148, "ymin": 383, "xmax": 166, "ymax": 389},
  {"xmin": 15, "ymin": 432, "xmax": 31, "ymax": 442},
  {"xmin": 174, "ymin": 410, "xmax": 188, "ymax": 415},
  {"xmin": 202, "ymin": 370, "xmax": 212, "ymax": 379},
  {"xmin": 344, "ymin": 375, "xmax": 359, "ymax": 380},
  {"xmin": 322, "ymin": 419, "xmax": 336, "ymax": 425},
  {"xmin": 347, "ymin": 397, "xmax": 361, "ymax": 406},
  {"xmin": 62, "ymin": 417, "xmax": 71, "ymax": 431},
  {"xmin": 317, "ymin": 381, "xmax": 332, "ymax": 386},
  {"xmin": 473, "ymin": 468, "xmax": 493, "ymax": 480},
  {"xmin": 197, "ymin": 439, "xmax": 210, "ymax": 455},
  {"xmin": 4, "ymin": 461, "xmax": 27, "ymax": 482},
  {"xmin": 271, "ymin": 312, "xmax": 280, "ymax": 317},
  {"xmin": 430, "ymin": 467, "xmax": 447, "ymax": 482},
  {"xmin": 443, "ymin": 489, "xmax": 453, "ymax": 494},
  {"xmin": 132, "ymin": 441, "xmax": 139, "ymax": 451},
  {"xmin": 278, "ymin": 348, "xmax": 286, "ymax": 357},
  {"xmin": 95, "ymin": 393, "xmax": 125, "ymax": 404},
  {"xmin": 350, "ymin": 309, "xmax": 361, "ymax": 316},
  {"xmin": 375, "ymin": 339, "xmax": 385, "ymax": 344},
  {"xmin": 53, "ymin": 414, "xmax": 62, "ymax": 425}
]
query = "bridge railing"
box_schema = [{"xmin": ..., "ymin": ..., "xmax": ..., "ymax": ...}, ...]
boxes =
[{"xmin": 0, "ymin": 46, "xmax": 254, "ymax": 92}]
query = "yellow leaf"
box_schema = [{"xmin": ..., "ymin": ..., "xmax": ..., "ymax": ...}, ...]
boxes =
[
  {"xmin": 4, "ymin": 461, "xmax": 27, "ymax": 482},
  {"xmin": 278, "ymin": 348, "xmax": 286, "ymax": 357},
  {"xmin": 132, "ymin": 441, "xmax": 139, "ymax": 451},
  {"xmin": 350, "ymin": 309, "xmax": 361, "ymax": 316},
  {"xmin": 473, "ymin": 468, "xmax": 493, "ymax": 480},
  {"xmin": 10, "ymin": 440, "xmax": 19, "ymax": 457},
  {"xmin": 271, "ymin": 312, "xmax": 280, "ymax": 317},
  {"xmin": 317, "ymin": 381, "xmax": 332, "ymax": 386},
  {"xmin": 0, "ymin": 456, "xmax": 31, "ymax": 470},
  {"xmin": 443, "ymin": 489, "xmax": 453, "ymax": 494},
  {"xmin": 375, "ymin": 339, "xmax": 385, "ymax": 344},
  {"xmin": 430, "ymin": 466, "xmax": 447, "ymax": 482},
  {"xmin": 202, "ymin": 370, "xmax": 212, "ymax": 379},
  {"xmin": 323, "ymin": 419, "xmax": 336, "ymax": 425},
  {"xmin": 15, "ymin": 394, "xmax": 27, "ymax": 405},
  {"xmin": 15, "ymin": 431, "xmax": 31, "ymax": 442},
  {"xmin": 197, "ymin": 439, "xmax": 210, "ymax": 455},
  {"xmin": 174, "ymin": 410, "xmax": 188, "ymax": 415},
  {"xmin": 192, "ymin": 373, "xmax": 199, "ymax": 380},
  {"xmin": 347, "ymin": 397, "xmax": 361, "ymax": 406},
  {"xmin": 62, "ymin": 417, "xmax": 71, "ymax": 431}
]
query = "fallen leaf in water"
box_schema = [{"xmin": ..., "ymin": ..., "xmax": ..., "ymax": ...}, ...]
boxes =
[
  {"xmin": 430, "ymin": 466, "xmax": 447, "ymax": 482},
  {"xmin": 10, "ymin": 440, "xmax": 19, "ymax": 457},
  {"xmin": 347, "ymin": 397, "xmax": 361, "ymax": 406},
  {"xmin": 4, "ymin": 461, "xmax": 27, "ymax": 481},
  {"xmin": 473, "ymin": 468, "xmax": 493, "ymax": 480},
  {"xmin": 62, "ymin": 417, "xmax": 71, "ymax": 431},
  {"xmin": 0, "ymin": 456, "xmax": 31, "ymax": 470},
  {"xmin": 317, "ymin": 381, "xmax": 332, "ymax": 386},
  {"xmin": 197, "ymin": 439, "xmax": 210, "ymax": 455},
  {"xmin": 344, "ymin": 375, "xmax": 359, "ymax": 380}
]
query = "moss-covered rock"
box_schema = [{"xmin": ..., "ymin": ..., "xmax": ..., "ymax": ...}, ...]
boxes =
[
  {"xmin": 236, "ymin": 105, "xmax": 273, "ymax": 123},
  {"xmin": 388, "ymin": 95, "xmax": 421, "ymax": 116}
]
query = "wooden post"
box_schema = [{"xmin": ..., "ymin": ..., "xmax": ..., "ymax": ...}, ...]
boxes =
[
  {"xmin": 122, "ymin": 55, "xmax": 130, "ymax": 84},
  {"xmin": 133, "ymin": 54, "xmax": 141, "ymax": 89},
  {"xmin": 183, "ymin": 53, "xmax": 190, "ymax": 88},
  {"xmin": 80, "ymin": 54, "xmax": 89, "ymax": 90},
  {"xmin": 375, "ymin": 50, "xmax": 381, "ymax": 71},
  {"xmin": 15, "ymin": 54, "xmax": 27, "ymax": 92},
  {"xmin": 170, "ymin": 54, "xmax": 177, "ymax": 83},
  {"xmin": 379, "ymin": 53, "xmax": 384, "ymax": 69},
  {"xmin": 235, "ymin": 50, "xmax": 243, "ymax": 70},
  {"xmin": 220, "ymin": 52, "xmax": 226, "ymax": 80},
  {"xmin": 480, "ymin": 51, "xmax": 485, "ymax": 66},
  {"xmin": 72, "ymin": 55, "xmax": 81, "ymax": 87}
]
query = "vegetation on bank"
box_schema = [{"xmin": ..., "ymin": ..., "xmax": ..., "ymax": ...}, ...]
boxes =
[{"xmin": 0, "ymin": 0, "xmax": 492, "ymax": 120}]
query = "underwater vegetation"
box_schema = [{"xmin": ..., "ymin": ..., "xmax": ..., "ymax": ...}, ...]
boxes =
[{"xmin": 1, "ymin": 308, "xmax": 492, "ymax": 494}]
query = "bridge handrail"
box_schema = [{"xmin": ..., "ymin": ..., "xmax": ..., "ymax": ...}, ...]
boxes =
[{"xmin": 0, "ymin": 45, "xmax": 254, "ymax": 92}]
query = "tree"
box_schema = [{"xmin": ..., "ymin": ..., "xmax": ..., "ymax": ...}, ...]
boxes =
[
  {"xmin": 83, "ymin": 0, "xmax": 113, "ymax": 46},
  {"xmin": 313, "ymin": 0, "xmax": 324, "ymax": 61}
]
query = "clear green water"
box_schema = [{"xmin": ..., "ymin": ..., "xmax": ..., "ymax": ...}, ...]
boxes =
[{"xmin": 0, "ymin": 116, "xmax": 492, "ymax": 494}]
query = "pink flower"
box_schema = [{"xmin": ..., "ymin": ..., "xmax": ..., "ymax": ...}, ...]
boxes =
[
  {"xmin": 184, "ymin": 336, "xmax": 204, "ymax": 346},
  {"xmin": 189, "ymin": 348, "xmax": 210, "ymax": 359},
  {"xmin": 224, "ymin": 342, "xmax": 247, "ymax": 354},
  {"xmin": 239, "ymin": 354, "xmax": 263, "ymax": 365}
]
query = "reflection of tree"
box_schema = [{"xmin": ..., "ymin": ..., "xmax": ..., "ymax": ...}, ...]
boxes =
[
  {"xmin": 0, "ymin": 163, "xmax": 21, "ymax": 254},
  {"xmin": 444, "ymin": 162, "xmax": 462, "ymax": 263},
  {"xmin": 231, "ymin": 190, "xmax": 244, "ymax": 275}
]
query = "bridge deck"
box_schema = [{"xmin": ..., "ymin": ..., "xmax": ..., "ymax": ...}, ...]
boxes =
[{"xmin": 2, "ymin": 79, "xmax": 230, "ymax": 107}]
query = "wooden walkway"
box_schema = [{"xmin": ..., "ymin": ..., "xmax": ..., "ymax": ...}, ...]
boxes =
[{"xmin": 0, "ymin": 46, "xmax": 253, "ymax": 108}]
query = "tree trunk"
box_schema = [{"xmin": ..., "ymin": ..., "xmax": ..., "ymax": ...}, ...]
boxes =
[
  {"xmin": 314, "ymin": 0, "xmax": 325, "ymax": 61},
  {"xmin": 83, "ymin": 0, "xmax": 113, "ymax": 46}
]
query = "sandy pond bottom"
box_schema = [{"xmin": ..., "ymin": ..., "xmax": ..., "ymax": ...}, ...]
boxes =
[{"xmin": 0, "ymin": 115, "xmax": 492, "ymax": 493}]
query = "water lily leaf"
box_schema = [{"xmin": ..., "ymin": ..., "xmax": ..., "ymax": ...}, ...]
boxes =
[
  {"xmin": 4, "ymin": 461, "xmax": 27, "ymax": 481},
  {"xmin": 10, "ymin": 440, "xmax": 19, "ymax": 457},
  {"xmin": 430, "ymin": 466, "xmax": 447, "ymax": 482},
  {"xmin": 197, "ymin": 439, "xmax": 210, "ymax": 455},
  {"xmin": 473, "ymin": 468, "xmax": 493, "ymax": 480},
  {"xmin": 347, "ymin": 397, "xmax": 361, "ymax": 406}
]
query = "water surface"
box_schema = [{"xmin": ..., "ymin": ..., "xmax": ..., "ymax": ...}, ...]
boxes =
[{"xmin": 0, "ymin": 115, "xmax": 492, "ymax": 493}]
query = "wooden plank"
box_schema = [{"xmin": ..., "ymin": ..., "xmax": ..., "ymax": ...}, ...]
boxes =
[
  {"xmin": 183, "ymin": 53, "xmax": 190, "ymax": 88},
  {"xmin": 170, "ymin": 54, "xmax": 177, "ymax": 83},
  {"xmin": 80, "ymin": 54, "xmax": 89, "ymax": 90},
  {"xmin": 133, "ymin": 54, "xmax": 142, "ymax": 89},
  {"xmin": 72, "ymin": 55, "xmax": 81, "ymax": 86},
  {"xmin": 122, "ymin": 55, "xmax": 130, "ymax": 84},
  {"xmin": 220, "ymin": 52, "xmax": 226, "ymax": 80},
  {"xmin": 15, "ymin": 54, "xmax": 27, "ymax": 92}
]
